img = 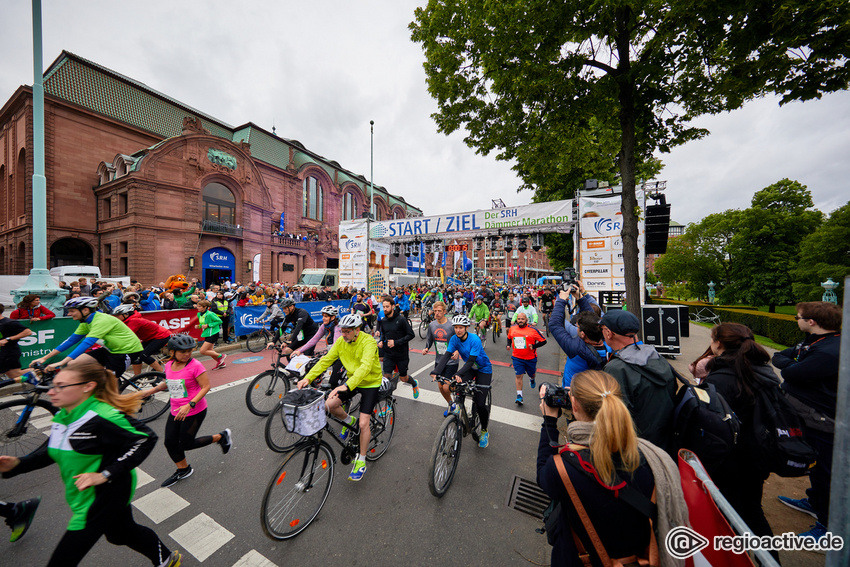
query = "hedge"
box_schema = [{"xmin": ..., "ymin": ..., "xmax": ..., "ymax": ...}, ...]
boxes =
[{"xmin": 647, "ymin": 298, "xmax": 802, "ymax": 347}]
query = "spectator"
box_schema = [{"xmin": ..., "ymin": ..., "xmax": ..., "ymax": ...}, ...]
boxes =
[
  {"xmin": 549, "ymin": 283, "xmax": 608, "ymax": 388},
  {"xmin": 600, "ymin": 309, "xmax": 677, "ymax": 452},
  {"xmin": 77, "ymin": 277, "xmax": 91, "ymax": 296},
  {"xmin": 774, "ymin": 301, "xmax": 841, "ymax": 542},
  {"xmin": 537, "ymin": 371, "xmax": 688, "ymax": 566},
  {"xmin": 10, "ymin": 295, "xmax": 56, "ymax": 322},
  {"xmin": 161, "ymin": 292, "xmax": 179, "ymax": 310}
]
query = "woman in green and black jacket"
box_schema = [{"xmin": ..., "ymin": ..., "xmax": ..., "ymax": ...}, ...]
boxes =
[
  {"xmin": 196, "ymin": 300, "xmax": 227, "ymax": 369},
  {"xmin": 0, "ymin": 361, "xmax": 181, "ymax": 567}
]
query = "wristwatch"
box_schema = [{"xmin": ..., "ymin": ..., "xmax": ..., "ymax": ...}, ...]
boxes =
[
  {"xmin": 101, "ymin": 469, "xmax": 112, "ymax": 481},
  {"xmin": 189, "ymin": 401, "xmax": 197, "ymax": 408}
]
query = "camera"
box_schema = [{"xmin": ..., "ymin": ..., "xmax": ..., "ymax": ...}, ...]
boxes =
[
  {"xmin": 561, "ymin": 267, "xmax": 577, "ymax": 292},
  {"xmin": 540, "ymin": 382, "xmax": 571, "ymax": 409}
]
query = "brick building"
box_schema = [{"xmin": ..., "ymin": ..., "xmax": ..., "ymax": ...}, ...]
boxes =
[{"xmin": 0, "ymin": 51, "xmax": 421, "ymax": 287}]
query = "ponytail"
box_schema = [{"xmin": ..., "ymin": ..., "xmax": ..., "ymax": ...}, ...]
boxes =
[{"xmin": 71, "ymin": 361, "xmax": 142, "ymax": 416}]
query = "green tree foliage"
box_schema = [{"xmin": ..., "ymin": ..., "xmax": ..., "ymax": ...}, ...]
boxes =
[
  {"xmin": 793, "ymin": 202, "xmax": 850, "ymax": 302},
  {"xmin": 726, "ymin": 180, "xmax": 822, "ymax": 311},
  {"xmin": 410, "ymin": 0, "xmax": 850, "ymax": 318}
]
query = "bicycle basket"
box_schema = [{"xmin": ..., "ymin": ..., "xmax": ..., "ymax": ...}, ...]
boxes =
[
  {"xmin": 285, "ymin": 354, "xmax": 313, "ymax": 375},
  {"xmin": 281, "ymin": 389, "xmax": 326, "ymax": 436}
]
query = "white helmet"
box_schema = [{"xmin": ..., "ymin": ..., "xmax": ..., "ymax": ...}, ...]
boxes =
[
  {"xmin": 451, "ymin": 314, "xmax": 470, "ymax": 327},
  {"xmin": 112, "ymin": 304, "xmax": 136, "ymax": 316},
  {"xmin": 64, "ymin": 296, "xmax": 100, "ymax": 310},
  {"xmin": 338, "ymin": 313, "xmax": 362, "ymax": 328},
  {"xmin": 320, "ymin": 305, "xmax": 339, "ymax": 317}
]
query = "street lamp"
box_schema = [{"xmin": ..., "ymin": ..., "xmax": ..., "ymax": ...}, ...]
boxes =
[
  {"xmin": 708, "ymin": 281, "xmax": 716, "ymax": 304},
  {"xmin": 247, "ymin": 260, "xmax": 253, "ymax": 273},
  {"xmin": 821, "ymin": 278, "xmax": 839, "ymax": 304}
]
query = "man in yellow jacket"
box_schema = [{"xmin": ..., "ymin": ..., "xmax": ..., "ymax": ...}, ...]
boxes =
[{"xmin": 298, "ymin": 313, "xmax": 382, "ymax": 481}]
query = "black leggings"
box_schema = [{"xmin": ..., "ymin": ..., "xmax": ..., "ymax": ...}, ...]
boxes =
[
  {"xmin": 47, "ymin": 503, "xmax": 169, "ymax": 566},
  {"xmin": 164, "ymin": 409, "xmax": 214, "ymax": 463},
  {"xmin": 467, "ymin": 370, "xmax": 491, "ymax": 431}
]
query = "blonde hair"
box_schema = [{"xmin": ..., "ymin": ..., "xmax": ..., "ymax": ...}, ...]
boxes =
[
  {"xmin": 432, "ymin": 301, "xmax": 446, "ymax": 310},
  {"xmin": 69, "ymin": 361, "xmax": 141, "ymax": 416},
  {"xmin": 570, "ymin": 370, "xmax": 640, "ymax": 485}
]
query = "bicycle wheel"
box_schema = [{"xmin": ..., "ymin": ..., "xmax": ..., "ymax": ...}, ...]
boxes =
[
  {"xmin": 121, "ymin": 372, "xmax": 169, "ymax": 423},
  {"xmin": 261, "ymin": 441, "xmax": 334, "ymax": 540},
  {"xmin": 0, "ymin": 399, "xmax": 57, "ymax": 457},
  {"xmin": 491, "ymin": 322, "xmax": 499, "ymax": 343},
  {"xmin": 265, "ymin": 402, "xmax": 306, "ymax": 453},
  {"xmin": 469, "ymin": 389, "xmax": 492, "ymax": 442},
  {"xmin": 427, "ymin": 414, "xmax": 462, "ymax": 498},
  {"xmin": 246, "ymin": 330, "xmax": 269, "ymax": 352},
  {"xmin": 366, "ymin": 397, "xmax": 396, "ymax": 461},
  {"xmin": 246, "ymin": 369, "xmax": 291, "ymax": 416},
  {"xmin": 418, "ymin": 319, "xmax": 428, "ymax": 340}
]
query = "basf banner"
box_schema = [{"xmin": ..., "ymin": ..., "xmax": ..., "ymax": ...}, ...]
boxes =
[{"xmin": 577, "ymin": 190, "xmax": 645, "ymax": 293}]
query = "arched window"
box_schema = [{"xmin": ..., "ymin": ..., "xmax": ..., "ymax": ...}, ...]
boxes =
[
  {"xmin": 17, "ymin": 241, "xmax": 26, "ymax": 274},
  {"xmin": 16, "ymin": 149, "xmax": 26, "ymax": 218},
  {"xmin": 392, "ymin": 207, "xmax": 405, "ymax": 220},
  {"xmin": 0, "ymin": 165, "xmax": 5, "ymax": 221},
  {"xmin": 343, "ymin": 191, "xmax": 357, "ymax": 220},
  {"xmin": 202, "ymin": 182, "xmax": 236, "ymax": 226},
  {"xmin": 50, "ymin": 238, "xmax": 94, "ymax": 267},
  {"xmin": 303, "ymin": 176, "xmax": 323, "ymax": 221}
]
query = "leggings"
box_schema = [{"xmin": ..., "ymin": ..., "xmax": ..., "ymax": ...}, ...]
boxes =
[
  {"xmin": 470, "ymin": 371, "xmax": 491, "ymax": 431},
  {"xmin": 47, "ymin": 503, "xmax": 169, "ymax": 566},
  {"xmin": 164, "ymin": 409, "xmax": 214, "ymax": 463}
]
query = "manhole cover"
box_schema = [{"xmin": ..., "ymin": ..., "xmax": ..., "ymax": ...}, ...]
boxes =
[
  {"xmin": 506, "ymin": 475, "xmax": 550, "ymax": 519},
  {"xmin": 233, "ymin": 356, "xmax": 264, "ymax": 364}
]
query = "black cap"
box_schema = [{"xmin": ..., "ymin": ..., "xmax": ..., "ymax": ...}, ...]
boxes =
[{"xmin": 600, "ymin": 309, "xmax": 641, "ymax": 335}]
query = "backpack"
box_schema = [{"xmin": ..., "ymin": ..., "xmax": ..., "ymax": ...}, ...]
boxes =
[
  {"xmin": 749, "ymin": 375, "xmax": 817, "ymax": 477},
  {"xmin": 670, "ymin": 370, "xmax": 740, "ymax": 472}
]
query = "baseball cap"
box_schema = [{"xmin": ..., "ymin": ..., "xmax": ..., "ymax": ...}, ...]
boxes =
[{"xmin": 600, "ymin": 309, "xmax": 641, "ymax": 336}]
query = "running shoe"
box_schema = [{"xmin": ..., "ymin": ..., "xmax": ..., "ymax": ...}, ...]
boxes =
[
  {"xmin": 799, "ymin": 522, "xmax": 827, "ymax": 545},
  {"xmin": 158, "ymin": 550, "xmax": 182, "ymax": 567},
  {"xmin": 443, "ymin": 403, "xmax": 457, "ymax": 417},
  {"xmin": 213, "ymin": 353, "xmax": 228, "ymax": 369},
  {"xmin": 348, "ymin": 459, "xmax": 367, "ymax": 482},
  {"xmin": 529, "ymin": 377, "xmax": 536, "ymax": 389},
  {"xmin": 161, "ymin": 465, "xmax": 193, "ymax": 488},
  {"xmin": 515, "ymin": 394, "xmax": 523, "ymax": 405},
  {"xmin": 777, "ymin": 496, "xmax": 817, "ymax": 518},
  {"xmin": 412, "ymin": 378, "xmax": 420, "ymax": 399},
  {"xmin": 339, "ymin": 416, "xmax": 356, "ymax": 442},
  {"xmin": 219, "ymin": 428, "xmax": 233, "ymax": 454},
  {"xmin": 479, "ymin": 430, "xmax": 489, "ymax": 448},
  {"xmin": 6, "ymin": 497, "xmax": 40, "ymax": 543}
]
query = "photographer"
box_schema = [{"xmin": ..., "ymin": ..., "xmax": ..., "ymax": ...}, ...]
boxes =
[
  {"xmin": 536, "ymin": 371, "xmax": 688, "ymax": 567},
  {"xmin": 549, "ymin": 280, "xmax": 609, "ymax": 386}
]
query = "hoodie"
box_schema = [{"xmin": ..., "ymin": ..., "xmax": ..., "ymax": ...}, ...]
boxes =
[{"xmin": 604, "ymin": 342, "xmax": 677, "ymax": 453}]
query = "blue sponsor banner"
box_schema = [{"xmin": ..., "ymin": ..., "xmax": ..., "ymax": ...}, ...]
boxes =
[
  {"xmin": 445, "ymin": 276, "xmax": 464, "ymax": 286},
  {"xmin": 233, "ymin": 300, "xmax": 352, "ymax": 336}
]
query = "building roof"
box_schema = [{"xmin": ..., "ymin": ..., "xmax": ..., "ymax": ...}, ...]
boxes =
[{"xmin": 41, "ymin": 51, "xmax": 420, "ymax": 214}]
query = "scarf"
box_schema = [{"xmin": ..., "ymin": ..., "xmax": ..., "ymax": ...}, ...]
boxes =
[{"xmin": 566, "ymin": 420, "xmax": 688, "ymax": 567}]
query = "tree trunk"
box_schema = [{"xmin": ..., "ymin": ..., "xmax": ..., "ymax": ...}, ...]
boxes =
[{"xmin": 615, "ymin": 7, "xmax": 642, "ymax": 325}]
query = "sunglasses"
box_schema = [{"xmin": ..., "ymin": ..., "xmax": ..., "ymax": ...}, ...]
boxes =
[{"xmin": 50, "ymin": 382, "xmax": 91, "ymax": 391}]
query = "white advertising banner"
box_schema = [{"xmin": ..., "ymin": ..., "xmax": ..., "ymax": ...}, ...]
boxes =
[
  {"xmin": 369, "ymin": 240, "xmax": 391, "ymax": 296},
  {"xmin": 252, "ymin": 253, "xmax": 261, "ymax": 282},
  {"xmin": 339, "ymin": 221, "xmax": 368, "ymax": 290}
]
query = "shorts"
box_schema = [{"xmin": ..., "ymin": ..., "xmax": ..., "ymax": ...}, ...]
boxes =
[
  {"xmin": 130, "ymin": 337, "xmax": 169, "ymax": 365},
  {"xmin": 202, "ymin": 333, "xmax": 219, "ymax": 344},
  {"xmin": 0, "ymin": 350, "xmax": 23, "ymax": 374},
  {"xmin": 382, "ymin": 352, "xmax": 409, "ymax": 375},
  {"xmin": 433, "ymin": 360, "xmax": 459, "ymax": 379},
  {"xmin": 338, "ymin": 386, "xmax": 379, "ymax": 416},
  {"xmin": 87, "ymin": 347, "xmax": 131, "ymax": 378},
  {"xmin": 512, "ymin": 356, "xmax": 537, "ymax": 377}
]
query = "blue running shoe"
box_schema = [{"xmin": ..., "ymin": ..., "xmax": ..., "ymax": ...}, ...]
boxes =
[
  {"xmin": 799, "ymin": 522, "xmax": 827, "ymax": 544},
  {"xmin": 778, "ymin": 496, "xmax": 817, "ymax": 518},
  {"xmin": 443, "ymin": 403, "xmax": 457, "ymax": 417},
  {"xmin": 348, "ymin": 459, "xmax": 366, "ymax": 482},
  {"xmin": 479, "ymin": 430, "xmax": 489, "ymax": 448},
  {"xmin": 515, "ymin": 394, "xmax": 523, "ymax": 405},
  {"xmin": 412, "ymin": 378, "xmax": 420, "ymax": 399},
  {"xmin": 529, "ymin": 377, "xmax": 536, "ymax": 389}
]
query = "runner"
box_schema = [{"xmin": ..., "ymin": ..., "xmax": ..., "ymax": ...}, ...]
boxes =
[
  {"xmin": 195, "ymin": 300, "xmax": 227, "ymax": 370},
  {"xmin": 506, "ymin": 312, "xmax": 547, "ymax": 404},
  {"xmin": 376, "ymin": 296, "xmax": 418, "ymax": 398}
]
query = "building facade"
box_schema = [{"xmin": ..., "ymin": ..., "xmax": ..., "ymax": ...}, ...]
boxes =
[{"xmin": 0, "ymin": 51, "xmax": 420, "ymax": 287}]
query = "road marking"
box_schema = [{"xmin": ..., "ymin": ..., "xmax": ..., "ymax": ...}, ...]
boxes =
[
  {"xmin": 133, "ymin": 487, "xmax": 190, "ymax": 524},
  {"xmin": 169, "ymin": 512, "xmax": 235, "ymax": 562},
  {"xmin": 233, "ymin": 550, "xmax": 278, "ymax": 567},
  {"xmin": 135, "ymin": 468, "xmax": 154, "ymax": 488},
  {"xmin": 410, "ymin": 361, "xmax": 435, "ymax": 378}
]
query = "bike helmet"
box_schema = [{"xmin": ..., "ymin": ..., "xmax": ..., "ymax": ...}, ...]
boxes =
[
  {"xmin": 475, "ymin": 295, "xmax": 484, "ymax": 301},
  {"xmin": 224, "ymin": 291, "xmax": 235, "ymax": 299},
  {"xmin": 455, "ymin": 293, "xmax": 462, "ymax": 298},
  {"xmin": 167, "ymin": 334, "xmax": 197, "ymax": 351},
  {"xmin": 279, "ymin": 297, "xmax": 295, "ymax": 308},
  {"xmin": 320, "ymin": 305, "xmax": 339, "ymax": 317},
  {"xmin": 112, "ymin": 304, "xmax": 136, "ymax": 316},
  {"xmin": 338, "ymin": 313, "xmax": 362, "ymax": 328},
  {"xmin": 451, "ymin": 314, "xmax": 471, "ymax": 327},
  {"xmin": 265, "ymin": 296, "xmax": 277, "ymax": 303},
  {"xmin": 64, "ymin": 296, "xmax": 100, "ymax": 310}
]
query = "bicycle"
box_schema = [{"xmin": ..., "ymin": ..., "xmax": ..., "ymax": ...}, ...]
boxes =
[
  {"xmin": 418, "ymin": 309, "xmax": 434, "ymax": 340},
  {"xmin": 117, "ymin": 368, "xmax": 169, "ymax": 423},
  {"xmin": 0, "ymin": 364, "xmax": 58, "ymax": 457},
  {"xmin": 260, "ymin": 380, "xmax": 397, "ymax": 540},
  {"xmin": 542, "ymin": 310, "xmax": 552, "ymax": 337},
  {"xmin": 490, "ymin": 313, "xmax": 502, "ymax": 343},
  {"xmin": 427, "ymin": 376, "xmax": 492, "ymax": 497},
  {"xmin": 245, "ymin": 344, "xmax": 298, "ymax": 416},
  {"xmin": 475, "ymin": 319, "xmax": 488, "ymax": 342},
  {"xmin": 246, "ymin": 324, "xmax": 275, "ymax": 353},
  {"xmin": 689, "ymin": 307, "xmax": 721, "ymax": 325}
]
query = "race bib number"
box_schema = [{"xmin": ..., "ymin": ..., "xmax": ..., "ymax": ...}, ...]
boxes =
[
  {"xmin": 513, "ymin": 336, "xmax": 527, "ymax": 350},
  {"xmin": 435, "ymin": 341, "xmax": 447, "ymax": 355},
  {"xmin": 167, "ymin": 379, "xmax": 187, "ymax": 399}
]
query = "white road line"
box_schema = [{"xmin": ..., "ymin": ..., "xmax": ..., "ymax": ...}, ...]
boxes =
[
  {"xmin": 135, "ymin": 468, "xmax": 154, "ymax": 489},
  {"xmin": 133, "ymin": 487, "xmax": 190, "ymax": 524},
  {"xmin": 169, "ymin": 513, "xmax": 235, "ymax": 562},
  {"xmin": 409, "ymin": 360, "xmax": 436, "ymax": 378},
  {"xmin": 233, "ymin": 550, "xmax": 278, "ymax": 567}
]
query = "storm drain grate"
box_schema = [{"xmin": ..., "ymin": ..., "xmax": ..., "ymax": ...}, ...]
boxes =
[{"xmin": 506, "ymin": 475, "xmax": 550, "ymax": 519}]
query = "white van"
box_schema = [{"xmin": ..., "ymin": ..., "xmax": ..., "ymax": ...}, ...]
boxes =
[
  {"xmin": 296, "ymin": 269, "xmax": 338, "ymax": 289},
  {"xmin": 49, "ymin": 265, "xmax": 130, "ymax": 287}
]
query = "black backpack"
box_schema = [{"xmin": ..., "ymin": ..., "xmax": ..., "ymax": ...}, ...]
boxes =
[
  {"xmin": 749, "ymin": 375, "xmax": 818, "ymax": 477},
  {"xmin": 671, "ymin": 370, "xmax": 741, "ymax": 472}
]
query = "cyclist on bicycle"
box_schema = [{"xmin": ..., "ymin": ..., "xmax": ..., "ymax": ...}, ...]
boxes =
[
  {"xmin": 257, "ymin": 297, "xmax": 285, "ymax": 336},
  {"xmin": 512, "ymin": 296, "xmax": 539, "ymax": 326},
  {"xmin": 266, "ymin": 298, "xmax": 318, "ymax": 357},
  {"xmin": 30, "ymin": 297, "xmax": 143, "ymax": 378},
  {"xmin": 451, "ymin": 293, "xmax": 467, "ymax": 315},
  {"xmin": 504, "ymin": 291, "xmax": 520, "ymax": 329},
  {"xmin": 540, "ymin": 287, "xmax": 556, "ymax": 318},
  {"xmin": 293, "ymin": 305, "xmax": 346, "ymax": 388},
  {"xmin": 430, "ymin": 315, "xmax": 493, "ymax": 448},
  {"xmin": 423, "ymin": 301, "xmax": 460, "ymax": 416},
  {"xmin": 111, "ymin": 304, "xmax": 170, "ymax": 376},
  {"xmin": 394, "ymin": 289, "xmax": 410, "ymax": 320},
  {"xmin": 468, "ymin": 295, "xmax": 490, "ymax": 336},
  {"xmin": 296, "ymin": 313, "xmax": 382, "ymax": 482}
]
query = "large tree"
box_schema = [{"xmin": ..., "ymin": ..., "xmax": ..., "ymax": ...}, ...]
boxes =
[
  {"xmin": 793, "ymin": 201, "xmax": 850, "ymax": 302},
  {"xmin": 410, "ymin": 0, "xmax": 850, "ymax": 319}
]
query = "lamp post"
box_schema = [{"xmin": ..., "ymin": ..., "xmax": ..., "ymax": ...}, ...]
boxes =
[
  {"xmin": 821, "ymin": 278, "xmax": 839, "ymax": 304},
  {"xmin": 708, "ymin": 281, "xmax": 716, "ymax": 304},
  {"xmin": 13, "ymin": 0, "xmax": 67, "ymax": 313}
]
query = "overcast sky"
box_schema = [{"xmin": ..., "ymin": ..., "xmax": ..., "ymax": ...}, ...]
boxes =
[{"xmin": 2, "ymin": 1, "xmax": 848, "ymax": 225}]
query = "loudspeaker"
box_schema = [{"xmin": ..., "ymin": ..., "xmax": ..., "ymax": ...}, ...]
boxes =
[{"xmin": 645, "ymin": 204, "xmax": 671, "ymax": 254}]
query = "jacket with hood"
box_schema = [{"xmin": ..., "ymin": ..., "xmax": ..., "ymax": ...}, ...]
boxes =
[
  {"xmin": 377, "ymin": 306, "xmax": 415, "ymax": 357},
  {"xmin": 604, "ymin": 343, "xmax": 677, "ymax": 452}
]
